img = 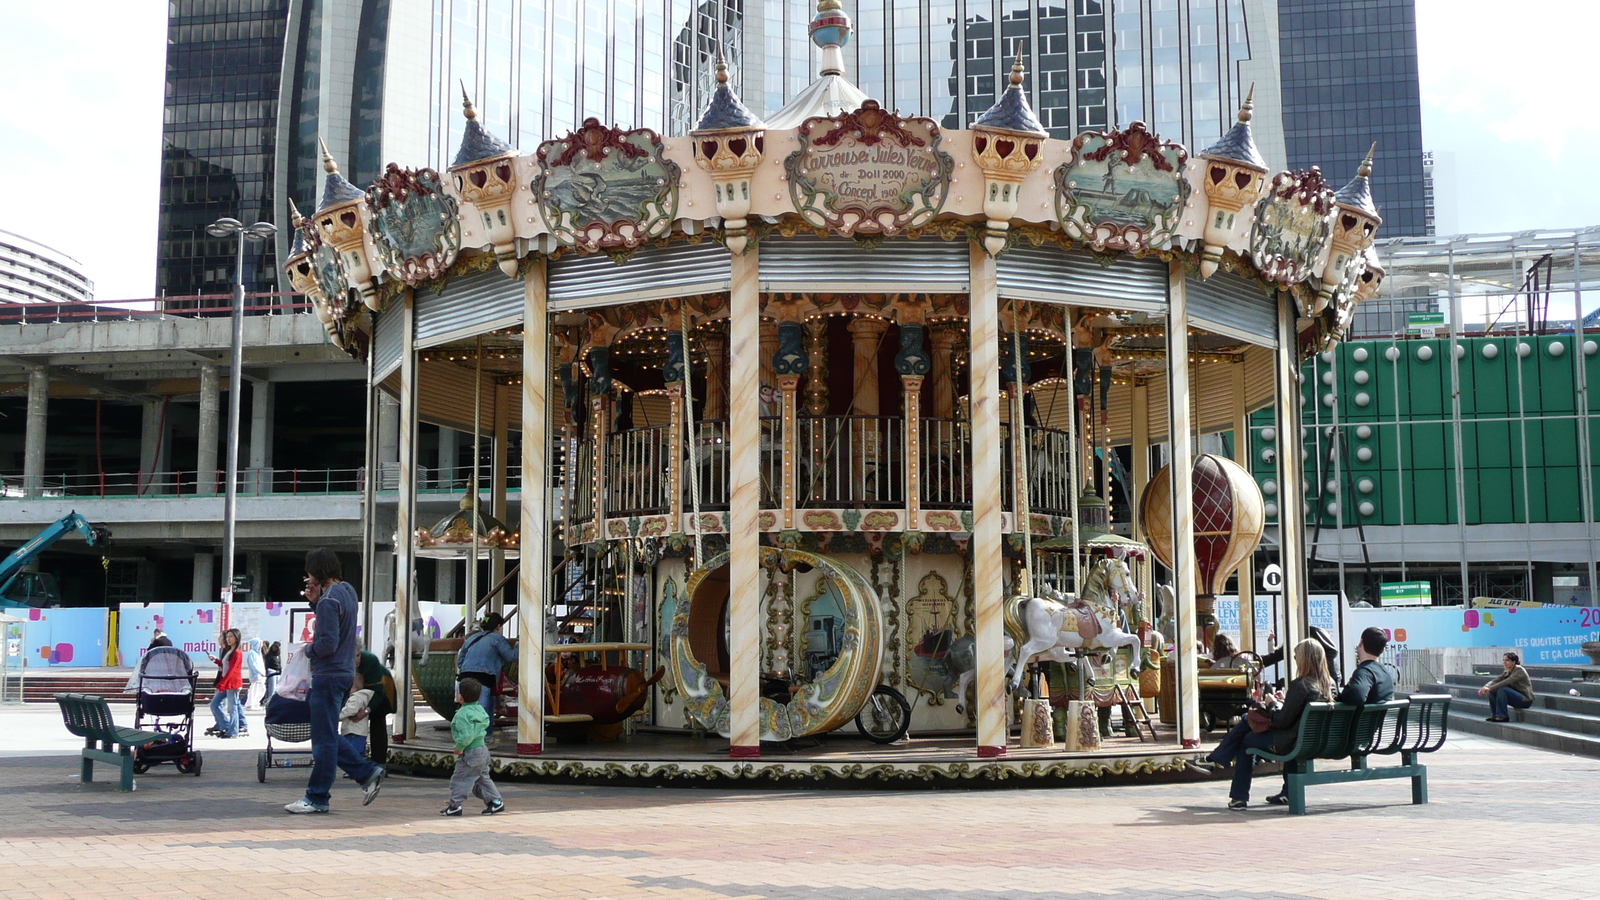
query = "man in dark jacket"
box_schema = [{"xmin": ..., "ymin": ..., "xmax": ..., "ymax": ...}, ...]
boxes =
[
  {"xmin": 1338, "ymin": 627, "xmax": 1395, "ymax": 705},
  {"xmin": 285, "ymin": 549, "xmax": 385, "ymax": 814}
]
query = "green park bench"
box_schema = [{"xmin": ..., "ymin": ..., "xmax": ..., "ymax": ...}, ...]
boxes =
[
  {"xmin": 54, "ymin": 692, "xmax": 169, "ymax": 792},
  {"xmin": 1246, "ymin": 694, "xmax": 1452, "ymax": 815}
]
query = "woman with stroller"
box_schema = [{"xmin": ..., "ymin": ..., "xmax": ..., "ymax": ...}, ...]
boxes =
[
  {"xmin": 1194, "ymin": 637, "xmax": 1333, "ymax": 809},
  {"xmin": 206, "ymin": 628, "xmax": 245, "ymax": 739}
]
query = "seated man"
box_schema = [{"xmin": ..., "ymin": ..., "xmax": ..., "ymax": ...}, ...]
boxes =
[{"xmin": 1338, "ymin": 627, "xmax": 1394, "ymax": 705}]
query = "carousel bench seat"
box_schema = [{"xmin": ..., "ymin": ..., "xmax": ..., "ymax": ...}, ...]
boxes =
[{"xmin": 1246, "ymin": 695, "xmax": 1451, "ymax": 815}]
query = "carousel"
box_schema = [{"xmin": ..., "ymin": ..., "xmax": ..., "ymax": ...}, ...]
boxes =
[{"xmin": 283, "ymin": 1, "xmax": 1384, "ymax": 783}]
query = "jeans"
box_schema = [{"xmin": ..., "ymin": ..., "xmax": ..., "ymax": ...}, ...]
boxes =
[
  {"xmin": 463, "ymin": 673, "xmax": 496, "ymax": 719},
  {"xmin": 264, "ymin": 673, "xmax": 277, "ymax": 699},
  {"xmin": 304, "ymin": 674, "xmax": 379, "ymax": 808},
  {"xmin": 1489, "ymin": 686, "xmax": 1533, "ymax": 719},
  {"xmin": 209, "ymin": 688, "xmax": 240, "ymax": 737},
  {"xmin": 1208, "ymin": 718, "xmax": 1281, "ymax": 803}
]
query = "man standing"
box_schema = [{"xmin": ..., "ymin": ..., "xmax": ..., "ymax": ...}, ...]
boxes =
[
  {"xmin": 285, "ymin": 548, "xmax": 385, "ymax": 814},
  {"xmin": 1338, "ymin": 627, "xmax": 1395, "ymax": 705}
]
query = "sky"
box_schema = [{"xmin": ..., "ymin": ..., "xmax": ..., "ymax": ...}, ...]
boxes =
[{"xmin": 0, "ymin": 0, "xmax": 1596, "ymax": 304}]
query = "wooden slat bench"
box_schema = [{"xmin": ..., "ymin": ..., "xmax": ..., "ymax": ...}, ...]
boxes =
[
  {"xmin": 1246, "ymin": 694, "xmax": 1452, "ymax": 814},
  {"xmin": 55, "ymin": 693, "xmax": 169, "ymax": 792}
]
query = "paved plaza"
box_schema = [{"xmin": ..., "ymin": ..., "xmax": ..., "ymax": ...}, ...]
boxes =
[{"xmin": 0, "ymin": 706, "xmax": 1595, "ymax": 900}]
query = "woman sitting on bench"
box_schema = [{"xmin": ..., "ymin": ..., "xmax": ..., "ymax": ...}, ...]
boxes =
[{"xmin": 1197, "ymin": 637, "xmax": 1333, "ymax": 810}]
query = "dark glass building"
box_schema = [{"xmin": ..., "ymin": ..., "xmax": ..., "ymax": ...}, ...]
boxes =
[
  {"xmin": 156, "ymin": 0, "xmax": 290, "ymax": 303},
  {"xmin": 1278, "ymin": 0, "xmax": 1429, "ymax": 236}
]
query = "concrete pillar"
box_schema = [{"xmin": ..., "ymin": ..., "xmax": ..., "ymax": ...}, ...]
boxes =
[
  {"xmin": 246, "ymin": 551, "xmax": 264, "ymax": 604},
  {"xmin": 196, "ymin": 365, "xmax": 221, "ymax": 495},
  {"xmin": 727, "ymin": 249, "xmax": 762, "ymax": 758},
  {"xmin": 517, "ymin": 259, "xmax": 551, "ymax": 756},
  {"xmin": 968, "ymin": 243, "xmax": 1006, "ymax": 758},
  {"xmin": 435, "ymin": 559, "xmax": 455, "ymax": 603},
  {"xmin": 1166, "ymin": 262, "xmax": 1201, "ymax": 749},
  {"xmin": 377, "ymin": 392, "xmax": 400, "ymax": 490},
  {"xmin": 250, "ymin": 379, "xmax": 274, "ymax": 493},
  {"xmin": 139, "ymin": 398, "xmax": 172, "ymax": 496},
  {"xmin": 437, "ymin": 426, "xmax": 457, "ymax": 491},
  {"xmin": 22, "ymin": 366, "xmax": 47, "ymax": 498},
  {"xmin": 192, "ymin": 550, "xmax": 215, "ymax": 603}
]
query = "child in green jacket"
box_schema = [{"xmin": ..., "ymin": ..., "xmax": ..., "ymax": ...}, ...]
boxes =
[{"xmin": 442, "ymin": 679, "xmax": 505, "ymax": 816}]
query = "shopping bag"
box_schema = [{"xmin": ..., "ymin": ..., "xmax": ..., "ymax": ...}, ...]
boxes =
[{"xmin": 274, "ymin": 643, "xmax": 313, "ymax": 701}]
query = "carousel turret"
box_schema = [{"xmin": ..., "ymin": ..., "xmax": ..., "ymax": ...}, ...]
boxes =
[
  {"xmin": 448, "ymin": 85, "xmax": 520, "ymax": 276},
  {"xmin": 1195, "ymin": 87, "xmax": 1269, "ymax": 278},
  {"xmin": 1317, "ymin": 144, "xmax": 1383, "ymax": 313},
  {"xmin": 810, "ymin": 0, "xmax": 852, "ymax": 76},
  {"xmin": 312, "ymin": 141, "xmax": 380, "ymax": 309},
  {"xmin": 281, "ymin": 200, "xmax": 333, "ymax": 336},
  {"xmin": 971, "ymin": 52, "xmax": 1047, "ymax": 257},
  {"xmin": 690, "ymin": 53, "xmax": 767, "ymax": 254}
]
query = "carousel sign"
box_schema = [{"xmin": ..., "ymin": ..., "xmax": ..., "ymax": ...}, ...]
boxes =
[
  {"xmin": 785, "ymin": 100, "xmax": 953, "ymax": 235},
  {"xmin": 1249, "ymin": 168, "xmax": 1335, "ymax": 287},
  {"xmin": 365, "ymin": 164, "xmax": 461, "ymax": 285},
  {"xmin": 1054, "ymin": 123, "xmax": 1189, "ymax": 253},
  {"xmin": 534, "ymin": 118, "xmax": 680, "ymax": 252}
]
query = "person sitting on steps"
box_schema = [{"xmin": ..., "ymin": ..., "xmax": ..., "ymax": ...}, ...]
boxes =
[{"xmin": 1478, "ymin": 651, "xmax": 1534, "ymax": 722}]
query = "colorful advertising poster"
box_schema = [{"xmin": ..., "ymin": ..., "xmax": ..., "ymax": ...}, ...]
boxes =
[
  {"xmin": 161, "ymin": 603, "xmax": 221, "ymax": 658},
  {"xmin": 14, "ymin": 607, "xmax": 108, "ymax": 667},
  {"xmin": 1343, "ymin": 605, "xmax": 1600, "ymax": 665},
  {"xmin": 117, "ymin": 604, "xmax": 166, "ymax": 665}
]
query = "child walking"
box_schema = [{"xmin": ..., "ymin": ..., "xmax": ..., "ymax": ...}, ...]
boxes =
[{"xmin": 442, "ymin": 679, "xmax": 505, "ymax": 816}]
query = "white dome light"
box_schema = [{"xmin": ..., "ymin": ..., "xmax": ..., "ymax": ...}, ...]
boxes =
[
  {"xmin": 1261, "ymin": 427, "xmax": 1277, "ymax": 442},
  {"xmin": 1549, "ymin": 341, "xmax": 1566, "ymax": 358},
  {"xmin": 1517, "ymin": 343, "xmax": 1532, "ymax": 358},
  {"xmin": 1356, "ymin": 424, "xmax": 1373, "ymax": 440},
  {"xmin": 1586, "ymin": 340, "xmax": 1597, "ymax": 357},
  {"xmin": 1357, "ymin": 478, "xmax": 1374, "ymax": 493},
  {"xmin": 1326, "ymin": 501, "xmax": 1340, "ymax": 516},
  {"xmin": 1322, "ymin": 393, "xmax": 1336, "ymax": 407},
  {"xmin": 1353, "ymin": 369, "xmax": 1370, "ymax": 385},
  {"xmin": 1355, "ymin": 392, "xmax": 1371, "ymax": 407},
  {"xmin": 1322, "ymin": 371, "xmax": 1336, "ymax": 385},
  {"xmin": 1353, "ymin": 347, "xmax": 1370, "ymax": 363},
  {"xmin": 1359, "ymin": 501, "xmax": 1375, "ymax": 516},
  {"xmin": 1265, "ymin": 502, "xmax": 1279, "ymax": 518},
  {"xmin": 1356, "ymin": 446, "xmax": 1373, "ymax": 462},
  {"xmin": 1385, "ymin": 346, "xmax": 1401, "ymax": 362},
  {"xmin": 1262, "ymin": 479, "xmax": 1278, "ymax": 495},
  {"xmin": 1482, "ymin": 343, "xmax": 1499, "ymax": 359},
  {"xmin": 1417, "ymin": 345, "xmax": 1434, "ymax": 361}
]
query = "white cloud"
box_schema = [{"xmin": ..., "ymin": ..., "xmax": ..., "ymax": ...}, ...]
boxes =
[{"xmin": 0, "ymin": 3, "xmax": 165, "ymax": 302}]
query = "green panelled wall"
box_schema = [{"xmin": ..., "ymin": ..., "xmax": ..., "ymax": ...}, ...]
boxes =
[{"xmin": 1246, "ymin": 334, "xmax": 1600, "ymax": 531}]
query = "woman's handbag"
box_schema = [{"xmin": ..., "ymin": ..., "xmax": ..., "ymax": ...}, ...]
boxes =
[{"xmin": 1246, "ymin": 706, "xmax": 1274, "ymax": 733}]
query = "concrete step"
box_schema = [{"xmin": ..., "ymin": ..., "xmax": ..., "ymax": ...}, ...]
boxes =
[
  {"xmin": 1416, "ymin": 686, "xmax": 1600, "ymax": 758},
  {"xmin": 8, "ymin": 674, "xmax": 223, "ymax": 704},
  {"xmin": 1433, "ymin": 691, "xmax": 1600, "ymax": 737},
  {"xmin": 1423, "ymin": 682, "xmax": 1600, "ymax": 718},
  {"xmin": 1441, "ymin": 673, "xmax": 1600, "ymax": 699},
  {"xmin": 1522, "ymin": 664, "xmax": 1600, "ymax": 681}
]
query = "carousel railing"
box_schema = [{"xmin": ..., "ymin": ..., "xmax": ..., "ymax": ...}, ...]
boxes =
[
  {"xmin": 1027, "ymin": 425, "xmax": 1077, "ymax": 518},
  {"xmin": 605, "ymin": 424, "xmax": 672, "ymax": 516},
  {"xmin": 688, "ymin": 420, "xmax": 729, "ymax": 510},
  {"xmin": 920, "ymin": 417, "xmax": 971, "ymax": 509},
  {"xmin": 760, "ymin": 415, "xmax": 782, "ymax": 508},
  {"xmin": 571, "ymin": 438, "xmax": 596, "ymax": 523},
  {"xmin": 794, "ymin": 415, "xmax": 904, "ymax": 508}
]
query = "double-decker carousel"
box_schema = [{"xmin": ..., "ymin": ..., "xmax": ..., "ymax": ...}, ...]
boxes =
[{"xmin": 283, "ymin": 3, "xmax": 1384, "ymax": 784}]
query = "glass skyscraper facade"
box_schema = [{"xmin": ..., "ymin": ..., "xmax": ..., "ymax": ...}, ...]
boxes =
[
  {"xmin": 157, "ymin": 0, "xmax": 290, "ymax": 301},
  {"xmin": 1278, "ymin": 0, "xmax": 1428, "ymax": 237}
]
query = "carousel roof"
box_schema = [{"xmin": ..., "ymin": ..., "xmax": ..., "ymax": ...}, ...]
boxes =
[
  {"xmin": 285, "ymin": 199, "xmax": 309, "ymax": 258},
  {"xmin": 766, "ymin": 0, "xmax": 868, "ymax": 130},
  {"xmin": 1199, "ymin": 87, "xmax": 1267, "ymax": 172},
  {"xmin": 696, "ymin": 54, "xmax": 765, "ymax": 131},
  {"xmin": 972, "ymin": 55, "xmax": 1046, "ymax": 136},
  {"xmin": 452, "ymin": 88, "xmax": 515, "ymax": 167},
  {"xmin": 1333, "ymin": 144, "xmax": 1381, "ymax": 219},
  {"xmin": 318, "ymin": 141, "xmax": 366, "ymax": 209}
]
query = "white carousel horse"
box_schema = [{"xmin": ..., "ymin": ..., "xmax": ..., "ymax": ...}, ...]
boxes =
[{"xmin": 1004, "ymin": 557, "xmax": 1144, "ymax": 692}]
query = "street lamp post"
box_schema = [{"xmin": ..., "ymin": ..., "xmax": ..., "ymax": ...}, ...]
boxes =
[{"xmin": 206, "ymin": 217, "xmax": 276, "ymax": 628}]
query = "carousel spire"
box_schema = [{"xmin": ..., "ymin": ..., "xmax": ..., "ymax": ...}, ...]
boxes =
[
  {"xmin": 695, "ymin": 48, "xmax": 765, "ymax": 131},
  {"xmin": 452, "ymin": 82, "xmax": 515, "ymax": 168},
  {"xmin": 765, "ymin": 0, "xmax": 866, "ymax": 128},
  {"xmin": 286, "ymin": 198, "xmax": 309, "ymax": 257},
  {"xmin": 692, "ymin": 46, "xmax": 768, "ymax": 252},
  {"xmin": 972, "ymin": 46, "xmax": 1046, "ymax": 136},
  {"xmin": 1195, "ymin": 85, "xmax": 1270, "ymax": 278},
  {"xmin": 1332, "ymin": 142, "xmax": 1381, "ymax": 220},
  {"xmin": 316, "ymin": 139, "xmax": 365, "ymax": 209},
  {"xmin": 971, "ymin": 46, "xmax": 1047, "ymax": 256},
  {"xmin": 1199, "ymin": 84, "xmax": 1268, "ymax": 172},
  {"xmin": 1317, "ymin": 141, "xmax": 1384, "ymax": 312}
]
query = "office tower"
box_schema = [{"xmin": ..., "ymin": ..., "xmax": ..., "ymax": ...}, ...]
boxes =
[
  {"xmin": 1278, "ymin": 0, "xmax": 1428, "ymax": 236},
  {"xmin": 157, "ymin": 0, "xmax": 292, "ymax": 302}
]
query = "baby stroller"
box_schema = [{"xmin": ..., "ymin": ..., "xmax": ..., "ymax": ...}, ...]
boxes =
[
  {"xmin": 132, "ymin": 646, "xmax": 204, "ymax": 776},
  {"xmin": 258, "ymin": 692, "xmax": 313, "ymax": 783}
]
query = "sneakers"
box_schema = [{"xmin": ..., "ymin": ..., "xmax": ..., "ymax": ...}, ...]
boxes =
[
  {"xmin": 482, "ymin": 800, "xmax": 505, "ymax": 816},
  {"xmin": 1227, "ymin": 798, "xmax": 1248, "ymax": 810},
  {"xmin": 1183, "ymin": 758, "xmax": 1218, "ymax": 775},
  {"xmin": 1265, "ymin": 792, "xmax": 1289, "ymax": 806},
  {"xmin": 361, "ymin": 766, "xmax": 386, "ymax": 806},
  {"xmin": 285, "ymin": 798, "xmax": 330, "ymax": 815},
  {"xmin": 440, "ymin": 804, "xmax": 463, "ymax": 817}
]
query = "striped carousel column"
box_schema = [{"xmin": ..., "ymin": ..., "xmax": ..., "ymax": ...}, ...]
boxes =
[
  {"xmin": 727, "ymin": 248, "xmax": 762, "ymax": 758},
  {"xmin": 1166, "ymin": 261, "xmax": 1202, "ymax": 749},
  {"xmin": 969, "ymin": 243, "xmax": 1007, "ymax": 758},
  {"xmin": 517, "ymin": 259, "xmax": 550, "ymax": 756}
]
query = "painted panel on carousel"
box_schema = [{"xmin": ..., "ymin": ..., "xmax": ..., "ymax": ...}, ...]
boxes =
[
  {"xmin": 533, "ymin": 118, "xmax": 680, "ymax": 252},
  {"xmin": 1053, "ymin": 122, "xmax": 1189, "ymax": 253},
  {"xmin": 365, "ymin": 164, "xmax": 461, "ymax": 285},
  {"xmin": 1248, "ymin": 167, "xmax": 1335, "ymax": 288},
  {"xmin": 904, "ymin": 572, "xmax": 963, "ymax": 705},
  {"xmin": 783, "ymin": 99, "xmax": 954, "ymax": 235}
]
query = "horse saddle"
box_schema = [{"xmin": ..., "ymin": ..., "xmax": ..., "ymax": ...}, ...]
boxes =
[{"xmin": 1067, "ymin": 606, "xmax": 1102, "ymax": 643}]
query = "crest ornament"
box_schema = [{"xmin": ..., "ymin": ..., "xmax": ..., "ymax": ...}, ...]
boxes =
[
  {"xmin": 1054, "ymin": 122, "xmax": 1189, "ymax": 253},
  {"xmin": 534, "ymin": 118, "xmax": 680, "ymax": 252},
  {"xmin": 784, "ymin": 100, "xmax": 954, "ymax": 236},
  {"xmin": 366, "ymin": 164, "xmax": 461, "ymax": 286},
  {"xmin": 1249, "ymin": 167, "xmax": 1336, "ymax": 292}
]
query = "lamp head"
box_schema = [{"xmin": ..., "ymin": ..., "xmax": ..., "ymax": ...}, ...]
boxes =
[{"xmin": 206, "ymin": 217, "xmax": 243, "ymax": 237}]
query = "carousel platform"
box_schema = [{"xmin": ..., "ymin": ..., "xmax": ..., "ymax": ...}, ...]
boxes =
[{"xmin": 384, "ymin": 715, "xmax": 1200, "ymax": 789}]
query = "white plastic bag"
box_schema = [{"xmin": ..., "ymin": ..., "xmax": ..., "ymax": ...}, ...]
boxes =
[{"xmin": 274, "ymin": 642, "xmax": 313, "ymax": 701}]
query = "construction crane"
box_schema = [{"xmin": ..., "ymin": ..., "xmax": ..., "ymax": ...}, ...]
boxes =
[{"xmin": 0, "ymin": 512, "xmax": 112, "ymax": 610}]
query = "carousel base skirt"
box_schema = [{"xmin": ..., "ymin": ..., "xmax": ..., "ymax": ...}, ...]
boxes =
[{"xmin": 384, "ymin": 725, "xmax": 1200, "ymax": 788}]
